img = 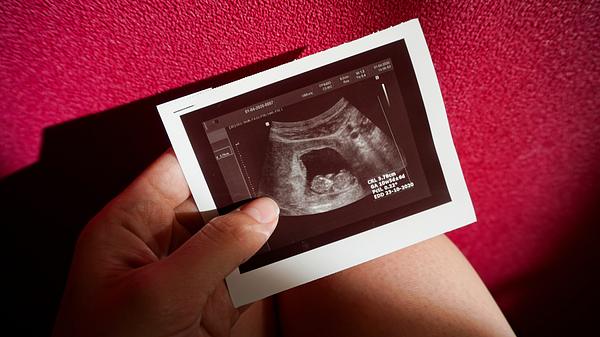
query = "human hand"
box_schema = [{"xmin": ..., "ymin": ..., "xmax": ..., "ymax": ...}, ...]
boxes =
[{"xmin": 52, "ymin": 151, "xmax": 279, "ymax": 337}]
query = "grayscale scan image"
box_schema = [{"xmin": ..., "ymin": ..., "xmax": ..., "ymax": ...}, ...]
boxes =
[
  {"xmin": 182, "ymin": 42, "xmax": 449, "ymax": 272},
  {"xmin": 258, "ymin": 97, "xmax": 405, "ymax": 216}
]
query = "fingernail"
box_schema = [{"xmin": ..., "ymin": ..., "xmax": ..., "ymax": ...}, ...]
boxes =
[{"xmin": 241, "ymin": 197, "xmax": 279, "ymax": 224}]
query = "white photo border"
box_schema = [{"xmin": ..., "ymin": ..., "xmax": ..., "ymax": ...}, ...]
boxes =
[{"xmin": 158, "ymin": 19, "xmax": 476, "ymax": 307}]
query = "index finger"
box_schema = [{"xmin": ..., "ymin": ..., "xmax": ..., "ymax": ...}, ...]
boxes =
[{"xmin": 117, "ymin": 149, "xmax": 191, "ymax": 209}]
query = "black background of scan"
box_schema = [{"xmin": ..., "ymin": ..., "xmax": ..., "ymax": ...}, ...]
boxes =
[{"xmin": 181, "ymin": 40, "xmax": 451, "ymax": 272}]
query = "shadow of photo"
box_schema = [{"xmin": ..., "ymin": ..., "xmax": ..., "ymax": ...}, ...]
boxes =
[{"xmin": 1, "ymin": 47, "xmax": 304, "ymax": 336}]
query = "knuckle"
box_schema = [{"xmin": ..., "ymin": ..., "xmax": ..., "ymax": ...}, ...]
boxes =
[{"xmin": 117, "ymin": 199, "xmax": 169, "ymax": 223}]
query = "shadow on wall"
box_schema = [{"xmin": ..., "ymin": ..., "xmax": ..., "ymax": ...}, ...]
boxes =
[
  {"xmin": 493, "ymin": 187, "xmax": 600, "ymax": 337},
  {"xmin": 2, "ymin": 44, "xmax": 599, "ymax": 337},
  {"xmin": 0, "ymin": 47, "xmax": 304, "ymax": 336}
]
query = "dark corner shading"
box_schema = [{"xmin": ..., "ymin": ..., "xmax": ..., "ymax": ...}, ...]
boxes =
[{"xmin": 0, "ymin": 46, "xmax": 304, "ymax": 336}]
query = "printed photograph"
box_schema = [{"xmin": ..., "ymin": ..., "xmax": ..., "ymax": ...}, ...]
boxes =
[{"xmin": 181, "ymin": 40, "xmax": 450, "ymax": 272}]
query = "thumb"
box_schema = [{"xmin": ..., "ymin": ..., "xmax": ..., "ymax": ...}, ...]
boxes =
[{"xmin": 163, "ymin": 197, "xmax": 279, "ymax": 291}]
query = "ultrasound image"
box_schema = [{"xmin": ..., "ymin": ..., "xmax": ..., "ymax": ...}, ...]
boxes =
[{"xmin": 257, "ymin": 97, "xmax": 406, "ymax": 216}]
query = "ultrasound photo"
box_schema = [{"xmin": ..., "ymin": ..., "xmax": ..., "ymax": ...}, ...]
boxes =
[
  {"xmin": 162, "ymin": 20, "xmax": 470, "ymax": 307},
  {"xmin": 176, "ymin": 32, "xmax": 447, "ymax": 276},
  {"xmin": 257, "ymin": 97, "xmax": 406, "ymax": 216}
]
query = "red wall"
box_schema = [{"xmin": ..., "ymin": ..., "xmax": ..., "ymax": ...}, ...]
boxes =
[{"xmin": 1, "ymin": 1, "xmax": 599, "ymax": 335}]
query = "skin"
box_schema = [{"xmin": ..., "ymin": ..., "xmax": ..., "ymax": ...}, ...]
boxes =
[
  {"xmin": 278, "ymin": 235, "xmax": 517, "ymax": 337},
  {"xmin": 53, "ymin": 150, "xmax": 279, "ymax": 337},
  {"xmin": 53, "ymin": 150, "xmax": 516, "ymax": 337}
]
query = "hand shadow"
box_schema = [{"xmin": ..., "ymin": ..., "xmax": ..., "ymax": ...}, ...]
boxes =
[{"xmin": 0, "ymin": 46, "xmax": 304, "ymax": 336}]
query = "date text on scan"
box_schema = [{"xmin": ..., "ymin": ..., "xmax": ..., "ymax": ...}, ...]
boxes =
[{"xmin": 369, "ymin": 171, "xmax": 414, "ymax": 200}]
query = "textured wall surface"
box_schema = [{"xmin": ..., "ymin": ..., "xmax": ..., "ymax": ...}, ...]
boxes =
[{"xmin": 1, "ymin": 1, "xmax": 599, "ymax": 335}]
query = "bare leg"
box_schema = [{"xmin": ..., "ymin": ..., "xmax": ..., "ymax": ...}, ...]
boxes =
[
  {"xmin": 231, "ymin": 298, "xmax": 278, "ymax": 337},
  {"xmin": 277, "ymin": 235, "xmax": 515, "ymax": 337}
]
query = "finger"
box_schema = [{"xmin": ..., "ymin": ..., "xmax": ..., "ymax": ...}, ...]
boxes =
[
  {"xmin": 163, "ymin": 197, "xmax": 279, "ymax": 292},
  {"xmin": 174, "ymin": 197, "xmax": 204, "ymax": 234},
  {"xmin": 115, "ymin": 149, "xmax": 190, "ymax": 209},
  {"xmin": 169, "ymin": 198, "xmax": 203, "ymax": 254},
  {"xmin": 81, "ymin": 150, "xmax": 191, "ymax": 263}
]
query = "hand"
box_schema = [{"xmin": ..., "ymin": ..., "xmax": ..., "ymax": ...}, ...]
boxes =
[{"xmin": 52, "ymin": 150, "xmax": 279, "ymax": 337}]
